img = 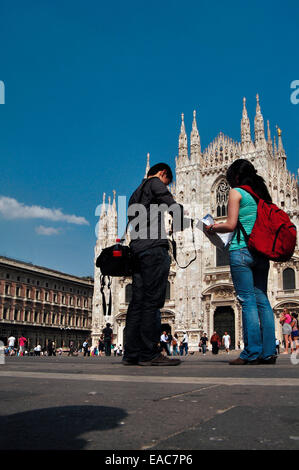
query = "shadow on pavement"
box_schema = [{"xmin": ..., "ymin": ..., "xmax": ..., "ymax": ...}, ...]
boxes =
[{"xmin": 0, "ymin": 405, "xmax": 127, "ymax": 450}]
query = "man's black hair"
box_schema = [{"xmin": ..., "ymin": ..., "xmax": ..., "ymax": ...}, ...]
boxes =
[{"xmin": 147, "ymin": 163, "xmax": 173, "ymax": 183}]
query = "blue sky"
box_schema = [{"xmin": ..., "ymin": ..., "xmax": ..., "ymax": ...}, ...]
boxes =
[{"xmin": 0, "ymin": 0, "xmax": 298, "ymax": 277}]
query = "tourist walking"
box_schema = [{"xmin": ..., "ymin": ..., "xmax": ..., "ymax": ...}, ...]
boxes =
[
  {"xmin": 68, "ymin": 340, "xmax": 75, "ymax": 356},
  {"xmin": 102, "ymin": 323, "xmax": 113, "ymax": 356},
  {"xmin": 222, "ymin": 332, "xmax": 231, "ymax": 354},
  {"xmin": 18, "ymin": 334, "xmax": 27, "ymax": 356},
  {"xmin": 280, "ymin": 308, "xmax": 292, "ymax": 354},
  {"xmin": 206, "ymin": 159, "xmax": 277, "ymax": 365},
  {"xmin": 275, "ymin": 338, "xmax": 280, "ymax": 355},
  {"xmin": 7, "ymin": 335, "xmax": 16, "ymax": 356},
  {"xmin": 160, "ymin": 331, "xmax": 169, "ymax": 355},
  {"xmin": 122, "ymin": 163, "xmax": 184, "ymax": 366},
  {"xmin": 98, "ymin": 337, "xmax": 105, "ymax": 357},
  {"xmin": 172, "ymin": 333, "xmax": 179, "ymax": 356},
  {"xmin": 200, "ymin": 333, "xmax": 208, "ymax": 355},
  {"xmin": 167, "ymin": 332, "xmax": 173, "ymax": 355},
  {"xmin": 210, "ymin": 332, "xmax": 220, "ymax": 355},
  {"xmin": 47, "ymin": 340, "xmax": 54, "ymax": 356},
  {"xmin": 291, "ymin": 313, "xmax": 299, "ymax": 353},
  {"xmin": 83, "ymin": 339, "xmax": 89, "ymax": 357},
  {"xmin": 179, "ymin": 332, "xmax": 188, "ymax": 356}
]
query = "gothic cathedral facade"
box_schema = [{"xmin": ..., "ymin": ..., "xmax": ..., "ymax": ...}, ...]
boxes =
[{"xmin": 92, "ymin": 96, "xmax": 299, "ymax": 350}]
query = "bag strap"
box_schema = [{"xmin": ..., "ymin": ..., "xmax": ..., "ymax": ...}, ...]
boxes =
[
  {"xmin": 100, "ymin": 275, "xmax": 112, "ymax": 317},
  {"xmin": 170, "ymin": 218, "xmax": 197, "ymax": 269},
  {"xmin": 236, "ymin": 220, "xmax": 249, "ymax": 244},
  {"xmin": 238, "ymin": 185, "xmax": 261, "ymax": 203},
  {"xmin": 236, "ymin": 186, "xmax": 258, "ymax": 244}
]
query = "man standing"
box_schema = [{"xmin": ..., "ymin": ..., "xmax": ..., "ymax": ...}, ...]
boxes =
[
  {"xmin": 102, "ymin": 323, "xmax": 113, "ymax": 357},
  {"xmin": 47, "ymin": 340, "xmax": 54, "ymax": 356},
  {"xmin": 181, "ymin": 331, "xmax": 189, "ymax": 356},
  {"xmin": 222, "ymin": 331, "xmax": 231, "ymax": 354},
  {"xmin": 83, "ymin": 339, "xmax": 89, "ymax": 357},
  {"xmin": 200, "ymin": 333, "xmax": 208, "ymax": 355},
  {"xmin": 68, "ymin": 340, "xmax": 75, "ymax": 356},
  {"xmin": 7, "ymin": 335, "xmax": 16, "ymax": 356},
  {"xmin": 122, "ymin": 163, "xmax": 185, "ymax": 366},
  {"xmin": 160, "ymin": 331, "xmax": 169, "ymax": 356}
]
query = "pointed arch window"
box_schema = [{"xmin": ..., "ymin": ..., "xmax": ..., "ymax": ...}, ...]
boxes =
[
  {"xmin": 125, "ymin": 284, "xmax": 132, "ymax": 304},
  {"xmin": 283, "ymin": 268, "xmax": 295, "ymax": 291},
  {"xmin": 165, "ymin": 281, "xmax": 171, "ymax": 301},
  {"xmin": 216, "ymin": 180, "xmax": 230, "ymax": 217}
]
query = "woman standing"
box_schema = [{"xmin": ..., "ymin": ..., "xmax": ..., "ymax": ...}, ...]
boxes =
[
  {"xmin": 172, "ymin": 333, "xmax": 179, "ymax": 356},
  {"xmin": 206, "ymin": 159, "xmax": 277, "ymax": 364}
]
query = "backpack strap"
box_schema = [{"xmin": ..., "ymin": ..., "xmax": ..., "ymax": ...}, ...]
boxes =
[
  {"xmin": 236, "ymin": 220, "xmax": 249, "ymax": 244},
  {"xmin": 236, "ymin": 186, "xmax": 259, "ymax": 244},
  {"xmin": 238, "ymin": 185, "xmax": 261, "ymax": 203}
]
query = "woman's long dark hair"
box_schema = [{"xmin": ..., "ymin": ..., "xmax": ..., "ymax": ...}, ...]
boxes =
[{"xmin": 226, "ymin": 159, "xmax": 272, "ymax": 202}]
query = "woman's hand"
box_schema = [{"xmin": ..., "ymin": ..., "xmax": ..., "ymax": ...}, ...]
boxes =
[{"xmin": 206, "ymin": 224, "xmax": 216, "ymax": 233}]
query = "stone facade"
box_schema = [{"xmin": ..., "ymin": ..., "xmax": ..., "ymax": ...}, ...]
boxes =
[{"xmin": 92, "ymin": 96, "xmax": 299, "ymax": 350}]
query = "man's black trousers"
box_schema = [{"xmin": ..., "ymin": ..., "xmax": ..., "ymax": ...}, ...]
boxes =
[
  {"xmin": 123, "ymin": 246, "xmax": 171, "ymax": 362},
  {"xmin": 104, "ymin": 341, "xmax": 111, "ymax": 356}
]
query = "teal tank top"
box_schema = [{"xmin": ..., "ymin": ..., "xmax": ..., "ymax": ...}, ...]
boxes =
[{"xmin": 229, "ymin": 187, "xmax": 257, "ymax": 251}]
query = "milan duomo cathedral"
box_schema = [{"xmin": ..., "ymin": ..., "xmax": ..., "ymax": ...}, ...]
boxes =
[{"xmin": 92, "ymin": 95, "xmax": 299, "ymax": 350}]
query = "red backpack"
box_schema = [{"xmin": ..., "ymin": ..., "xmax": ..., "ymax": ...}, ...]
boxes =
[{"xmin": 237, "ymin": 185, "xmax": 297, "ymax": 262}]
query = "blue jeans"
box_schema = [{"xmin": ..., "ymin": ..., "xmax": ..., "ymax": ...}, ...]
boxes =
[
  {"xmin": 229, "ymin": 248, "xmax": 276, "ymax": 361},
  {"xmin": 180, "ymin": 343, "xmax": 188, "ymax": 356}
]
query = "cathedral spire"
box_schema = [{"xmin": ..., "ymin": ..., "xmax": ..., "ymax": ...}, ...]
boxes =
[
  {"xmin": 276, "ymin": 125, "xmax": 286, "ymax": 162},
  {"xmin": 101, "ymin": 192, "xmax": 106, "ymax": 216},
  {"xmin": 273, "ymin": 135, "xmax": 277, "ymax": 156},
  {"xmin": 178, "ymin": 113, "xmax": 188, "ymax": 161},
  {"xmin": 267, "ymin": 120, "xmax": 273, "ymax": 156},
  {"xmin": 107, "ymin": 193, "xmax": 117, "ymax": 242},
  {"xmin": 190, "ymin": 110, "xmax": 201, "ymax": 162},
  {"xmin": 144, "ymin": 152, "xmax": 150, "ymax": 178},
  {"xmin": 97, "ymin": 192, "xmax": 107, "ymax": 243},
  {"xmin": 254, "ymin": 94, "xmax": 266, "ymax": 148},
  {"xmin": 241, "ymin": 97, "xmax": 254, "ymax": 153}
]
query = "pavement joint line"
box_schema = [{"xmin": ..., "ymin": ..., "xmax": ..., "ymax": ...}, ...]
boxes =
[
  {"xmin": 1, "ymin": 370, "xmax": 299, "ymax": 386},
  {"xmin": 154, "ymin": 384, "xmax": 221, "ymax": 401},
  {"xmin": 140, "ymin": 405, "xmax": 237, "ymax": 450}
]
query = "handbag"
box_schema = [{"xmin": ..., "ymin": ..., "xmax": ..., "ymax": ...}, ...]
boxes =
[{"xmin": 96, "ymin": 240, "xmax": 134, "ymax": 277}]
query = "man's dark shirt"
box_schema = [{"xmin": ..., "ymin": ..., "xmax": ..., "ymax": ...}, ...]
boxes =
[
  {"xmin": 201, "ymin": 336, "xmax": 208, "ymax": 345},
  {"xmin": 103, "ymin": 327, "xmax": 113, "ymax": 341},
  {"xmin": 128, "ymin": 177, "xmax": 185, "ymax": 254}
]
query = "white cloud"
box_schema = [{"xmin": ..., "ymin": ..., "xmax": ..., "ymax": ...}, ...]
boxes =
[
  {"xmin": 0, "ymin": 196, "xmax": 89, "ymax": 225},
  {"xmin": 35, "ymin": 225, "xmax": 61, "ymax": 236}
]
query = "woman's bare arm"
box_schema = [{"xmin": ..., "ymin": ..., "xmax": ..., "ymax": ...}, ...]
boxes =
[{"xmin": 206, "ymin": 189, "xmax": 241, "ymax": 233}]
